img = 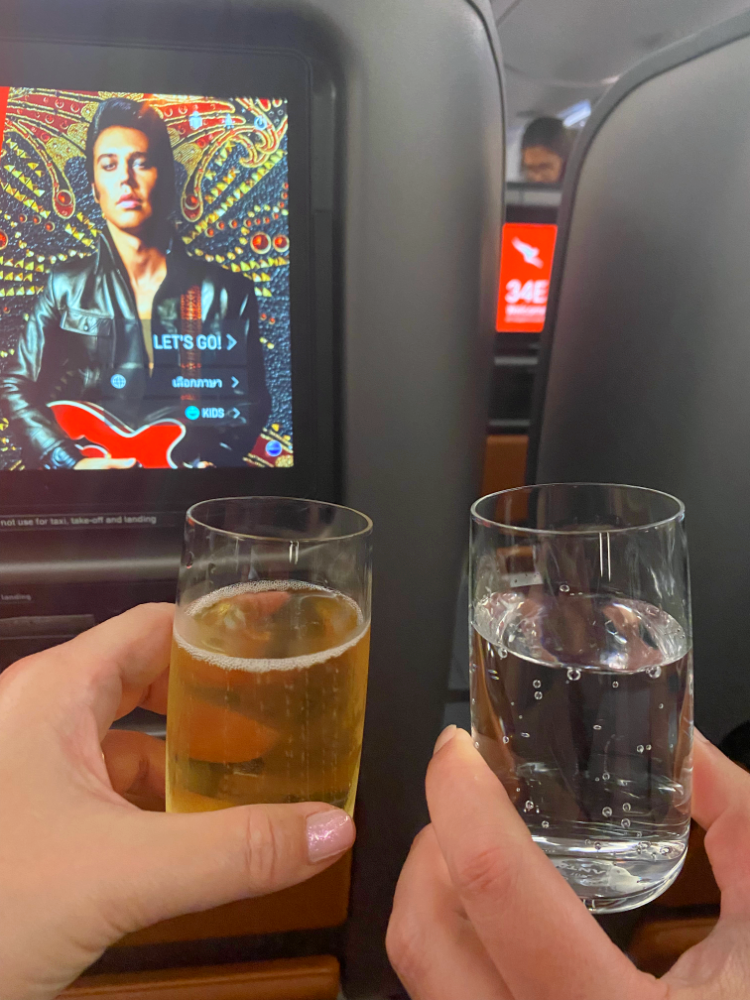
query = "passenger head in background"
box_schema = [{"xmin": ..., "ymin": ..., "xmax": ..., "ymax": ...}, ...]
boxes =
[{"xmin": 521, "ymin": 116, "xmax": 572, "ymax": 184}]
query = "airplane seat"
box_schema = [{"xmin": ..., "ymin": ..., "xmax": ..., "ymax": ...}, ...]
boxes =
[
  {"xmin": 528, "ymin": 8, "xmax": 750, "ymax": 753},
  {"xmin": 0, "ymin": 1, "xmax": 504, "ymax": 996},
  {"xmin": 526, "ymin": 10, "xmax": 750, "ymax": 970}
]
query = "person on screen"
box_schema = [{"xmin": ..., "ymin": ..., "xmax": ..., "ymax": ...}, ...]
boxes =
[
  {"xmin": 521, "ymin": 116, "xmax": 572, "ymax": 185},
  {"xmin": 0, "ymin": 98, "xmax": 271, "ymax": 469}
]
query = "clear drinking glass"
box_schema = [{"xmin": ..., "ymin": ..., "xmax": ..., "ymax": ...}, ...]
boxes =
[
  {"xmin": 470, "ymin": 484, "xmax": 693, "ymax": 912},
  {"xmin": 166, "ymin": 496, "xmax": 372, "ymax": 816}
]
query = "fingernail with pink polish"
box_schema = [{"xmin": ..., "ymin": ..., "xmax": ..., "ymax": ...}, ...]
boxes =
[
  {"xmin": 306, "ymin": 809, "xmax": 355, "ymax": 863},
  {"xmin": 433, "ymin": 724, "xmax": 457, "ymax": 756}
]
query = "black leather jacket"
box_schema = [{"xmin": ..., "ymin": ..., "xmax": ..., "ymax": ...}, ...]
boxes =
[{"xmin": 0, "ymin": 229, "xmax": 270, "ymax": 468}]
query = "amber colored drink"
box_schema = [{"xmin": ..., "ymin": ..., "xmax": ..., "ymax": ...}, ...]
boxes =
[{"xmin": 166, "ymin": 581, "xmax": 370, "ymax": 814}]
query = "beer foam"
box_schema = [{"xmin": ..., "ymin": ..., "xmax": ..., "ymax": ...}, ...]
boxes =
[
  {"xmin": 174, "ymin": 580, "xmax": 367, "ymax": 672},
  {"xmin": 185, "ymin": 578, "xmax": 339, "ymax": 615}
]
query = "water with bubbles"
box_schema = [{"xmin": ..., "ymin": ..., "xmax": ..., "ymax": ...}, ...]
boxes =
[{"xmin": 471, "ymin": 588, "xmax": 693, "ymax": 911}]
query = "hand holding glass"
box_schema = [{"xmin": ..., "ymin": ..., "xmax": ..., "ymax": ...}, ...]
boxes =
[
  {"xmin": 470, "ymin": 484, "xmax": 692, "ymax": 912},
  {"xmin": 167, "ymin": 497, "xmax": 372, "ymax": 815}
]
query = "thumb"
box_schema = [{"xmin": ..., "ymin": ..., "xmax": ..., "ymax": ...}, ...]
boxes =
[
  {"xmin": 691, "ymin": 730, "xmax": 750, "ymax": 916},
  {"xmin": 100, "ymin": 803, "xmax": 354, "ymax": 934}
]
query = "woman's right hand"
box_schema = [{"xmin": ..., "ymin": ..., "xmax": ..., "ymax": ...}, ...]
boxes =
[{"xmin": 387, "ymin": 725, "xmax": 750, "ymax": 1000}]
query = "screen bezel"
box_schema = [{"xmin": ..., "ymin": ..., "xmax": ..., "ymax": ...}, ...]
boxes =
[{"xmin": 0, "ymin": 38, "xmax": 330, "ymax": 517}]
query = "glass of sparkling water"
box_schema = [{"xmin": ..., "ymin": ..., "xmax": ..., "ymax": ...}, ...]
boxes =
[{"xmin": 470, "ymin": 484, "xmax": 692, "ymax": 913}]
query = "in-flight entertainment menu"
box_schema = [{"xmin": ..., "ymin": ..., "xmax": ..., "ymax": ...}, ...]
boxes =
[{"xmin": 0, "ymin": 88, "xmax": 293, "ymax": 471}]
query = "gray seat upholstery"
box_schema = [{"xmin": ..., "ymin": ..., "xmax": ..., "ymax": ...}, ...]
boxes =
[{"xmin": 528, "ymin": 12, "xmax": 750, "ymax": 744}]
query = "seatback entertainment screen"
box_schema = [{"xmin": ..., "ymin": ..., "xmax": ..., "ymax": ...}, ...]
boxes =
[{"xmin": 0, "ymin": 88, "xmax": 292, "ymax": 471}]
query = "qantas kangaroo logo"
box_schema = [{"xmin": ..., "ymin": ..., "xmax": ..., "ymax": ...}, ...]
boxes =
[{"xmin": 511, "ymin": 236, "xmax": 544, "ymax": 268}]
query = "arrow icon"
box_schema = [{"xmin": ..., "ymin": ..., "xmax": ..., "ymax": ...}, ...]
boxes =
[
  {"xmin": 226, "ymin": 334, "xmax": 237, "ymax": 351},
  {"xmin": 228, "ymin": 407, "xmax": 240, "ymax": 419},
  {"xmin": 231, "ymin": 376, "xmax": 239, "ymax": 389}
]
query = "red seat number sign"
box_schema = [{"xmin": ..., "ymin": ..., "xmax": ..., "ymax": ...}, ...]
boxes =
[{"xmin": 496, "ymin": 222, "xmax": 557, "ymax": 333}]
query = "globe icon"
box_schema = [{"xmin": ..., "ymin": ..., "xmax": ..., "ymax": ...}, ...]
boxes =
[{"xmin": 110, "ymin": 373, "xmax": 126, "ymax": 389}]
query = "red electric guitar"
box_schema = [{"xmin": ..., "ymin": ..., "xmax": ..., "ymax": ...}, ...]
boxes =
[{"xmin": 49, "ymin": 401, "xmax": 186, "ymax": 469}]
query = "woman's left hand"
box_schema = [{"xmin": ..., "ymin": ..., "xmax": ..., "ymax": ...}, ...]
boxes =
[{"xmin": 0, "ymin": 604, "xmax": 355, "ymax": 1000}]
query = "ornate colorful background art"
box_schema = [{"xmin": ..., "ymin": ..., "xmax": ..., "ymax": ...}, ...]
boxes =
[{"xmin": 0, "ymin": 88, "xmax": 292, "ymax": 470}]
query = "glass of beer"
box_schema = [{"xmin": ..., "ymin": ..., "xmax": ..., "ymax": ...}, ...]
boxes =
[
  {"xmin": 166, "ymin": 496, "xmax": 372, "ymax": 815},
  {"xmin": 470, "ymin": 484, "xmax": 692, "ymax": 912}
]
